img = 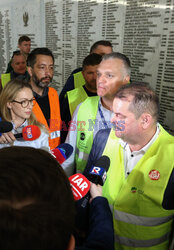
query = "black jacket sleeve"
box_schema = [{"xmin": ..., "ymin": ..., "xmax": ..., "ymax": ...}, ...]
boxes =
[{"xmin": 75, "ymin": 197, "xmax": 115, "ymax": 250}]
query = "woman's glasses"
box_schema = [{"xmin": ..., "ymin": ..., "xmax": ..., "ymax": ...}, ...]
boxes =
[{"xmin": 12, "ymin": 98, "xmax": 36, "ymax": 108}]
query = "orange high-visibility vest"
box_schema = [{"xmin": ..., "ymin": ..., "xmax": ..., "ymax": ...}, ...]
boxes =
[{"xmin": 33, "ymin": 87, "xmax": 61, "ymax": 149}]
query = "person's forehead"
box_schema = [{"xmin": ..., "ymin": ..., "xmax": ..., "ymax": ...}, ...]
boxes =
[
  {"xmin": 84, "ymin": 64, "xmax": 99, "ymax": 72},
  {"xmin": 21, "ymin": 41, "xmax": 31, "ymax": 45},
  {"xmin": 98, "ymin": 58, "xmax": 123, "ymax": 71},
  {"xmin": 17, "ymin": 87, "xmax": 33, "ymax": 98},
  {"xmin": 94, "ymin": 45, "xmax": 112, "ymax": 55},
  {"xmin": 35, "ymin": 54, "xmax": 53, "ymax": 64},
  {"xmin": 113, "ymin": 96, "xmax": 132, "ymax": 108},
  {"xmin": 13, "ymin": 55, "xmax": 26, "ymax": 62}
]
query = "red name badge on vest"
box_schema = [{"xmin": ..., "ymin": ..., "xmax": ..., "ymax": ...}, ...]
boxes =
[{"xmin": 149, "ymin": 170, "xmax": 160, "ymax": 180}]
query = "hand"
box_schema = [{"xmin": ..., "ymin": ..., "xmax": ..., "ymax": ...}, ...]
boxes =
[
  {"xmin": 89, "ymin": 182, "xmax": 102, "ymax": 202},
  {"xmin": 0, "ymin": 132, "xmax": 16, "ymax": 144}
]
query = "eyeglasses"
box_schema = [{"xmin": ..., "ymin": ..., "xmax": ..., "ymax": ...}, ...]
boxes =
[{"xmin": 12, "ymin": 98, "xmax": 36, "ymax": 108}]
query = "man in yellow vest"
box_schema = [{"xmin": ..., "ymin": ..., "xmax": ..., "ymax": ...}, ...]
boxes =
[
  {"xmin": 84, "ymin": 83, "xmax": 174, "ymax": 250},
  {"xmin": 60, "ymin": 53, "xmax": 102, "ymax": 142},
  {"xmin": 59, "ymin": 40, "xmax": 113, "ymax": 107},
  {"xmin": 27, "ymin": 48, "xmax": 61, "ymax": 150},
  {"xmin": 0, "ymin": 51, "xmax": 30, "ymax": 90},
  {"xmin": 62, "ymin": 52, "xmax": 131, "ymax": 176}
]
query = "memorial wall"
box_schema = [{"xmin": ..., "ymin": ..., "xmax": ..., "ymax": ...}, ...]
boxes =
[{"xmin": 0, "ymin": 0, "xmax": 173, "ymax": 134}]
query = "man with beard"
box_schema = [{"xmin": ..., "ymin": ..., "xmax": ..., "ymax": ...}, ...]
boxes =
[{"xmin": 27, "ymin": 47, "xmax": 61, "ymax": 150}]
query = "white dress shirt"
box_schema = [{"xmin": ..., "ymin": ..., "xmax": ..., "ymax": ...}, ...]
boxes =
[{"xmin": 119, "ymin": 123, "xmax": 160, "ymax": 177}]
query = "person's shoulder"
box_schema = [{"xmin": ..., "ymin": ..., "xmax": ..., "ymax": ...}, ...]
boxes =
[
  {"xmin": 48, "ymin": 87, "xmax": 59, "ymax": 96},
  {"xmin": 71, "ymin": 67, "xmax": 82, "ymax": 75},
  {"xmin": 159, "ymin": 124, "xmax": 174, "ymax": 143},
  {"xmin": 81, "ymin": 96, "xmax": 100, "ymax": 106},
  {"xmin": 67, "ymin": 85, "xmax": 83, "ymax": 95}
]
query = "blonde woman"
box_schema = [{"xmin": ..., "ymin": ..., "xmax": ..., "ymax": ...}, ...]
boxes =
[{"xmin": 0, "ymin": 79, "xmax": 50, "ymax": 151}]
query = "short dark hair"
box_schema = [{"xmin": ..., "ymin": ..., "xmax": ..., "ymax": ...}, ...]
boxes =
[
  {"xmin": 18, "ymin": 35, "xmax": 31, "ymax": 45},
  {"xmin": 11, "ymin": 50, "xmax": 24, "ymax": 60},
  {"xmin": 115, "ymin": 82, "xmax": 160, "ymax": 121},
  {"xmin": 102, "ymin": 52, "xmax": 131, "ymax": 76},
  {"xmin": 82, "ymin": 53, "xmax": 102, "ymax": 70},
  {"xmin": 0, "ymin": 146, "xmax": 75, "ymax": 250},
  {"xmin": 27, "ymin": 47, "xmax": 54, "ymax": 68},
  {"xmin": 90, "ymin": 40, "xmax": 112, "ymax": 53}
]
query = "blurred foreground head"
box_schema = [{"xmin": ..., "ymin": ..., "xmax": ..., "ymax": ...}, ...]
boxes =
[{"xmin": 0, "ymin": 146, "xmax": 75, "ymax": 250}]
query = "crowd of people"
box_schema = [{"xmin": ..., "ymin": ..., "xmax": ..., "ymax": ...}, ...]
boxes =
[{"xmin": 0, "ymin": 36, "xmax": 173, "ymax": 250}]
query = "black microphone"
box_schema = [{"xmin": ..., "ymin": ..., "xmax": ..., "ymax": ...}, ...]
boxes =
[
  {"xmin": 81, "ymin": 155, "xmax": 110, "ymax": 208},
  {"xmin": 87, "ymin": 155, "xmax": 110, "ymax": 185},
  {"xmin": 0, "ymin": 121, "xmax": 13, "ymax": 136}
]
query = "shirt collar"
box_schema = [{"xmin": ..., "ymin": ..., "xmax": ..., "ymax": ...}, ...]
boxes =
[
  {"xmin": 119, "ymin": 123, "xmax": 160, "ymax": 154},
  {"xmin": 12, "ymin": 120, "xmax": 28, "ymax": 133}
]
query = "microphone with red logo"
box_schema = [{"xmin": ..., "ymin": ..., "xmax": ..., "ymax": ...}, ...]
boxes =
[
  {"xmin": 14, "ymin": 125, "xmax": 41, "ymax": 141},
  {"xmin": 73, "ymin": 156, "xmax": 110, "ymax": 237},
  {"xmin": 69, "ymin": 173, "xmax": 90, "ymax": 201},
  {"xmin": 51, "ymin": 143, "xmax": 73, "ymax": 164}
]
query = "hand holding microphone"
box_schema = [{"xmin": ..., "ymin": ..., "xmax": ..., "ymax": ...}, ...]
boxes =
[
  {"xmin": 0, "ymin": 121, "xmax": 41, "ymax": 144},
  {"xmin": 89, "ymin": 182, "xmax": 102, "ymax": 202},
  {"xmin": 69, "ymin": 155, "xmax": 110, "ymax": 206},
  {"xmin": 0, "ymin": 121, "xmax": 15, "ymax": 144}
]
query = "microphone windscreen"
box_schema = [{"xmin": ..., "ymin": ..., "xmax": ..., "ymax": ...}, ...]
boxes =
[
  {"xmin": 22, "ymin": 125, "xmax": 41, "ymax": 141},
  {"xmin": 52, "ymin": 143, "xmax": 73, "ymax": 164},
  {"xmin": 88, "ymin": 155, "xmax": 110, "ymax": 186},
  {"xmin": 95, "ymin": 155, "xmax": 110, "ymax": 172},
  {"xmin": 0, "ymin": 121, "xmax": 13, "ymax": 134},
  {"xmin": 69, "ymin": 173, "xmax": 90, "ymax": 201}
]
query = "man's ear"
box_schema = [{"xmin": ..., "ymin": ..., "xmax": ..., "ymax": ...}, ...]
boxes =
[
  {"xmin": 66, "ymin": 235, "xmax": 75, "ymax": 250},
  {"xmin": 123, "ymin": 75, "xmax": 130, "ymax": 85},
  {"xmin": 140, "ymin": 113, "xmax": 152, "ymax": 129},
  {"xmin": 27, "ymin": 66, "xmax": 33, "ymax": 77}
]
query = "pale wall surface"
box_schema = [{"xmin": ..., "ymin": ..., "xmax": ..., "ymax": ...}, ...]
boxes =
[{"xmin": 0, "ymin": 0, "xmax": 173, "ymax": 134}]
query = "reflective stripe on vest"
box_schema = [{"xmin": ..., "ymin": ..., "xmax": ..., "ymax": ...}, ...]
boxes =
[
  {"xmin": 32, "ymin": 87, "xmax": 61, "ymax": 149},
  {"xmin": 67, "ymin": 86, "xmax": 88, "ymax": 117},
  {"xmin": 50, "ymin": 130, "xmax": 60, "ymax": 139},
  {"xmin": 115, "ymin": 232, "xmax": 171, "ymax": 248},
  {"xmin": 75, "ymin": 96, "xmax": 100, "ymax": 172},
  {"xmin": 1, "ymin": 73, "xmax": 11, "ymax": 88},
  {"xmin": 76, "ymin": 147, "xmax": 89, "ymax": 161},
  {"xmin": 74, "ymin": 71, "xmax": 86, "ymax": 88},
  {"xmin": 102, "ymin": 126, "xmax": 174, "ymax": 249},
  {"xmin": 114, "ymin": 209, "xmax": 174, "ymax": 227}
]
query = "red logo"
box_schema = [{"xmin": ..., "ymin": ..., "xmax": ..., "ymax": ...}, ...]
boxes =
[{"xmin": 149, "ymin": 170, "xmax": 160, "ymax": 180}]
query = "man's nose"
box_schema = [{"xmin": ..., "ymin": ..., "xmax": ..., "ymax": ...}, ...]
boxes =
[
  {"xmin": 44, "ymin": 67, "xmax": 52, "ymax": 76},
  {"xmin": 97, "ymin": 74, "xmax": 106, "ymax": 83}
]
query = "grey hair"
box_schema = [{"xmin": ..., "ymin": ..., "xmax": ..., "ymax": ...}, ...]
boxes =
[{"xmin": 102, "ymin": 52, "xmax": 131, "ymax": 76}]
